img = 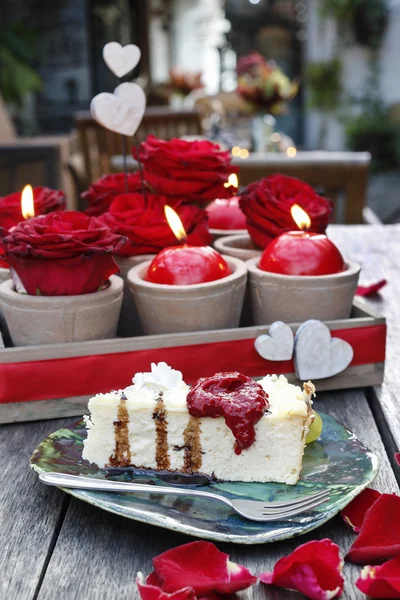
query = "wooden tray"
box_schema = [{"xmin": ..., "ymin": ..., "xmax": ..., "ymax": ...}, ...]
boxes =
[{"xmin": 0, "ymin": 297, "xmax": 386, "ymax": 423}]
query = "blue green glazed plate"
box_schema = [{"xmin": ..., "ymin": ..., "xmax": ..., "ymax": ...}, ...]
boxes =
[{"xmin": 30, "ymin": 413, "xmax": 378, "ymax": 544}]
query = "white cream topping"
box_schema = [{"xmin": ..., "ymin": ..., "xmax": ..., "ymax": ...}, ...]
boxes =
[
  {"xmin": 123, "ymin": 362, "xmax": 189, "ymax": 411},
  {"xmin": 259, "ymin": 374, "xmax": 313, "ymax": 418},
  {"xmin": 131, "ymin": 362, "xmax": 183, "ymax": 391},
  {"xmin": 87, "ymin": 367, "xmax": 313, "ymax": 418}
]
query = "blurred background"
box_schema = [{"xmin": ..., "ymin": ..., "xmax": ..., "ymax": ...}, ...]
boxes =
[{"xmin": 1, "ymin": 0, "xmax": 400, "ymax": 222}]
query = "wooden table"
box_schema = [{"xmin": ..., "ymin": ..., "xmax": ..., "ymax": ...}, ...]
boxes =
[{"xmin": 2, "ymin": 224, "xmax": 399, "ymax": 600}]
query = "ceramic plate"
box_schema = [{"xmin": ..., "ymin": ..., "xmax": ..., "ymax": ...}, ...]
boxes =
[{"xmin": 30, "ymin": 413, "xmax": 378, "ymax": 544}]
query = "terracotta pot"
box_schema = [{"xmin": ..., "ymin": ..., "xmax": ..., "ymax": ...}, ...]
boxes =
[
  {"xmin": 213, "ymin": 233, "xmax": 262, "ymax": 261},
  {"xmin": 0, "ymin": 268, "xmax": 11, "ymax": 343},
  {"xmin": 213, "ymin": 235, "xmax": 260, "ymax": 327},
  {"xmin": 115, "ymin": 254, "xmax": 155, "ymax": 337},
  {"xmin": 210, "ymin": 228, "xmax": 247, "ymax": 243},
  {"xmin": 0, "ymin": 275, "xmax": 123, "ymax": 347},
  {"xmin": 127, "ymin": 256, "xmax": 247, "ymax": 335},
  {"xmin": 0, "ymin": 268, "xmax": 10, "ymax": 285},
  {"xmin": 246, "ymin": 258, "xmax": 361, "ymax": 325}
]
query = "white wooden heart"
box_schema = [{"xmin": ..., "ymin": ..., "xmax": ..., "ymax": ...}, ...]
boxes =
[
  {"xmin": 294, "ymin": 320, "xmax": 353, "ymax": 380},
  {"xmin": 254, "ymin": 321, "xmax": 294, "ymax": 361},
  {"xmin": 103, "ymin": 42, "xmax": 141, "ymax": 78},
  {"xmin": 90, "ymin": 82, "xmax": 146, "ymax": 136}
]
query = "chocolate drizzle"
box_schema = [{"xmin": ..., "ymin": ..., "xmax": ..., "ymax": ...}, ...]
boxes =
[
  {"xmin": 109, "ymin": 397, "xmax": 131, "ymax": 467},
  {"xmin": 183, "ymin": 417, "xmax": 202, "ymax": 473},
  {"xmin": 153, "ymin": 393, "xmax": 171, "ymax": 471}
]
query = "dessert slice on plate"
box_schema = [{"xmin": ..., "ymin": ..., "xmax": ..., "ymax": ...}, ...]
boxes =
[{"xmin": 83, "ymin": 363, "xmax": 314, "ymax": 484}]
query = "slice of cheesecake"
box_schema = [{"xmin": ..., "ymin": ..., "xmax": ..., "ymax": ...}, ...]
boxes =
[{"xmin": 82, "ymin": 363, "xmax": 314, "ymax": 484}]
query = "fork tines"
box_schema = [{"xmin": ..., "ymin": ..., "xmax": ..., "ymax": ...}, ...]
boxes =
[{"xmin": 263, "ymin": 490, "xmax": 330, "ymax": 517}]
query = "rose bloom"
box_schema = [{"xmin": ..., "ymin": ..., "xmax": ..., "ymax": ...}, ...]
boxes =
[
  {"xmin": 0, "ymin": 211, "xmax": 123, "ymax": 296},
  {"xmin": 236, "ymin": 51, "xmax": 268, "ymax": 75},
  {"xmin": 0, "ymin": 186, "xmax": 66, "ymax": 230},
  {"xmin": 134, "ymin": 135, "xmax": 238, "ymax": 203},
  {"xmin": 239, "ymin": 174, "xmax": 332, "ymax": 249},
  {"xmin": 99, "ymin": 193, "xmax": 212, "ymax": 256},
  {"xmin": 82, "ymin": 172, "xmax": 143, "ymax": 216}
]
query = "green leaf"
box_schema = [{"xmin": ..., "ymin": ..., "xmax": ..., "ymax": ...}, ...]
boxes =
[
  {"xmin": 0, "ymin": 21, "xmax": 42, "ymax": 108},
  {"xmin": 306, "ymin": 58, "xmax": 342, "ymax": 112}
]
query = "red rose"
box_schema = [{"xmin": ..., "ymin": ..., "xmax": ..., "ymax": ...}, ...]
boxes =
[
  {"xmin": 239, "ymin": 174, "xmax": 332, "ymax": 249},
  {"xmin": 0, "ymin": 187, "xmax": 66, "ymax": 230},
  {"xmin": 82, "ymin": 172, "xmax": 144, "ymax": 216},
  {"xmin": 99, "ymin": 193, "xmax": 211, "ymax": 256},
  {"xmin": 236, "ymin": 51, "xmax": 268, "ymax": 75},
  {"xmin": 0, "ymin": 212, "xmax": 123, "ymax": 296},
  {"xmin": 134, "ymin": 135, "xmax": 238, "ymax": 203}
]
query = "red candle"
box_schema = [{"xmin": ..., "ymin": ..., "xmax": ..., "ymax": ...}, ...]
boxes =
[
  {"xmin": 1, "ymin": 185, "xmax": 35, "ymax": 268},
  {"xmin": 147, "ymin": 206, "xmax": 231, "ymax": 285},
  {"xmin": 206, "ymin": 197, "xmax": 247, "ymax": 230},
  {"xmin": 259, "ymin": 205, "xmax": 345, "ymax": 276}
]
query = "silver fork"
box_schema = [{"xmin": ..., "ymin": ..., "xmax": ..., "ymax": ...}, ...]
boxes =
[{"xmin": 39, "ymin": 472, "xmax": 330, "ymax": 522}]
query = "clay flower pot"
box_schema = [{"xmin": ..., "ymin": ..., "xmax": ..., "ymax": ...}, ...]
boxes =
[
  {"xmin": 213, "ymin": 233, "xmax": 262, "ymax": 261},
  {"xmin": 0, "ymin": 275, "xmax": 123, "ymax": 347},
  {"xmin": 0, "ymin": 268, "xmax": 9, "ymax": 285},
  {"xmin": 115, "ymin": 254, "xmax": 155, "ymax": 337},
  {"xmin": 246, "ymin": 258, "xmax": 361, "ymax": 325},
  {"xmin": 213, "ymin": 234, "xmax": 260, "ymax": 328},
  {"xmin": 127, "ymin": 256, "xmax": 247, "ymax": 335}
]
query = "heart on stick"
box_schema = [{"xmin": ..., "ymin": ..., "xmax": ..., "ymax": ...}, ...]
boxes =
[
  {"xmin": 254, "ymin": 321, "xmax": 294, "ymax": 361},
  {"xmin": 103, "ymin": 42, "xmax": 141, "ymax": 78},
  {"xmin": 90, "ymin": 82, "xmax": 146, "ymax": 137},
  {"xmin": 294, "ymin": 320, "xmax": 353, "ymax": 380}
]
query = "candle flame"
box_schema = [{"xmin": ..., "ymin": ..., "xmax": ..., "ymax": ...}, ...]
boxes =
[
  {"xmin": 291, "ymin": 204, "xmax": 311, "ymax": 231},
  {"xmin": 223, "ymin": 173, "xmax": 239, "ymax": 188},
  {"xmin": 164, "ymin": 205, "xmax": 187, "ymax": 243},
  {"xmin": 21, "ymin": 185, "xmax": 35, "ymax": 219}
]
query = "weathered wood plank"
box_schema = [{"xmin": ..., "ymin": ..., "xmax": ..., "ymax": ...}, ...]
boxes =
[
  {"xmin": 0, "ymin": 418, "xmax": 70, "ymax": 600},
  {"xmin": 228, "ymin": 389, "xmax": 400, "ymax": 600},
  {"xmin": 330, "ymin": 225, "xmax": 400, "ymax": 463},
  {"xmin": 36, "ymin": 389, "xmax": 399, "ymax": 600}
]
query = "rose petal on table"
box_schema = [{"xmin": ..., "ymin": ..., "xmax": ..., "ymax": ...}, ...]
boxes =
[
  {"xmin": 394, "ymin": 453, "xmax": 400, "ymax": 466},
  {"xmin": 136, "ymin": 573, "xmax": 196, "ymax": 600},
  {"xmin": 356, "ymin": 557, "xmax": 400, "ymax": 598},
  {"xmin": 346, "ymin": 494, "xmax": 400, "ymax": 564},
  {"xmin": 152, "ymin": 541, "xmax": 257, "ymax": 596},
  {"xmin": 341, "ymin": 488, "xmax": 381, "ymax": 532},
  {"xmin": 259, "ymin": 539, "xmax": 344, "ymax": 600},
  {"xmin": 356, "ymin": 280, "xmax": 387, "ymax": 296}
]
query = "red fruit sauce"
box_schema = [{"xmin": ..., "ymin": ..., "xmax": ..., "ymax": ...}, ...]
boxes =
[{"xmin": 186, "ymin": 372, "xmax": 269, "ymax": 454}]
